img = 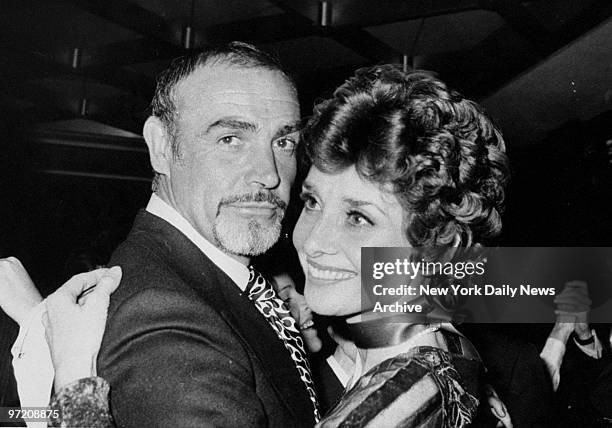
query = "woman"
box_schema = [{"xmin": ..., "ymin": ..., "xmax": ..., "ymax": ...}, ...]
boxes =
[
  {"xmin": 293, "ymin": 65, "xmax": 508, "ymax": 427},
  {"xmin": 2, "ymin": 66, "xmax": 509, "ymax": 427}
]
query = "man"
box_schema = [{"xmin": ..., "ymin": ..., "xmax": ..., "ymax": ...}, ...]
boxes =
[
  {"xmin": 1, "ymin": 42, "xmax": 516, "ymax": 427},
  {"xmin": 539, "ymin": 281, "xmax": 612, "ymax": 425},
  {"xmin": 96, "ymin": 42, "xmax": 317, "ymax": 427}
]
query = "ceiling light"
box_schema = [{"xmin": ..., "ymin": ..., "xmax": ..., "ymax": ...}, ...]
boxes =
[{"xmin": 319, "ymin": 1, "xmax": 332, "ymax": 27}]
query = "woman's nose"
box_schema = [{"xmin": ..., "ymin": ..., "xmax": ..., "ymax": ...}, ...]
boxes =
[{"xmin": 303, "ymin": 216, "xmax": 337, "ymax": 257}]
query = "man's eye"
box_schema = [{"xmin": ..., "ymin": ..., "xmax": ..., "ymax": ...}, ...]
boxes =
[
  {"xmin": 218, "ymin": 136, "xmax": 240, "ymax": 145},
  {"xmin": 274, "ymin": 138, "xmax": 297, "ymax": 154},
  {"xmin": 347, "ymin": 211, "xmax": 373, "ymax": 227}
]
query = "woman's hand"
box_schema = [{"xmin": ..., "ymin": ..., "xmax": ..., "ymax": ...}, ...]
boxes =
[
  {"xmin": 43, "ymin": 266, "xmax": 122, "ymax": 390},
  {"xmin": 0, "ymin": 257, "xmax": 42, "ymax": 326}
]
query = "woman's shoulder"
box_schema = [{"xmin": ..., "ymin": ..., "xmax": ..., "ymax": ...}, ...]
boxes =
[{"xmin": 319, "ymin": 346, "xmax": 482, "ymax": 428}]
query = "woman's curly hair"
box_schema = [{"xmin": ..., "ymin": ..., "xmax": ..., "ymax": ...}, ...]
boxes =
[{"xmin": 303, "ymin": 65, "xmax": 510, "ymax": 247}]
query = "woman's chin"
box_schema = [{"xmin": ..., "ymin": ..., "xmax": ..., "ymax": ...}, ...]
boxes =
[{"xmin": 304, "ymin": 284, "xmax": 362, "ymax": 317}]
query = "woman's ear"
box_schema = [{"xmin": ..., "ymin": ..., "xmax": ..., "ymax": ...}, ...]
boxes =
[
  {"xmin": 438, "ymin": 233, "xmax": 462, "ymax": 264},
  {"xmin": 143, "ymin": 116, "xmax": 172, "ymax": 177}
]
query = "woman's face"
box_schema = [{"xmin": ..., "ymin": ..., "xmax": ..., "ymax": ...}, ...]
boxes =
[{"xmin": 293, "ymin": 165, "xmax": 410, "ymax": 316}]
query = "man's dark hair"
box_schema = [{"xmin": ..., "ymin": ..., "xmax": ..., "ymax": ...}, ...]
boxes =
[
  {"xmin": 303, "ymin": 65, "xmax": 509, "ymax": 247},
  {"xmin": 149, "ymin": 41, "xmax": 295, "ymax": 189}
]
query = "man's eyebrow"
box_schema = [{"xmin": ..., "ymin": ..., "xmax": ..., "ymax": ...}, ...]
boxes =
[
  {"xmin": 343, "ymin": 197, "xmax": 388, "ymax": 218},
  {"xmin": 206, "ymin": 118, "xmax": 257, "ymax": 133},
  {"xmin": 272, "ymin": 120, "xmax": 303, "ymax": 140}
]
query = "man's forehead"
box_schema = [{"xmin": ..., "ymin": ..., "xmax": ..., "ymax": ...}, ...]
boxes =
[
  {"xmin": 203, "ymin": 91, "xmax": 299, "ymax": 106},
  {"xmin": 176, "ymin": 64, "xmax": 297, "ymax": 104},
  {"xmin": 182, "ymin": 97, "xmax": 300, "ymax": 124}
]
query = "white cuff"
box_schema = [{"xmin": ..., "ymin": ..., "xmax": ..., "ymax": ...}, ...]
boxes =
[
  {"xmin": 540, "ymin": 337, "xmax": 566, "ymax": 392},
  {"xmin": 10, "ymin": 303, "xmax": 40, "ymax": 360},
  {"xmin": 11, "ymin": 300, "xmax": 55, "ymax": 427},
  {"xmin": 326, "ymin": 355, "xmax": 350, "ymax": 388},
  {"xmin": 573, "ymin": 329, "xmax": 603, "ymax": 359}
]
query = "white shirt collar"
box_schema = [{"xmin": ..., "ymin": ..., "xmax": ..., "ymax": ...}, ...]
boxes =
[{"xmin": 146, "ymin": 193, "xmax": 250, "ymax": 291}]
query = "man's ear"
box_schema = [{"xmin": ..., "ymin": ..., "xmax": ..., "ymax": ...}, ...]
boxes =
[{"xmin": 143, "ymin": 116, "xmax": 172, "ymax": 177}]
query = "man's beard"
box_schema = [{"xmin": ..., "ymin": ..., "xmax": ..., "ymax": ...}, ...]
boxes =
[{"xmin": 212, "ymin": 191, "xmax": 287, "ymax": 257}]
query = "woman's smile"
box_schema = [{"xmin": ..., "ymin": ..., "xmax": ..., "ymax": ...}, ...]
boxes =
[{"xmin": 306, "ymin": 258, "xmax": 357, "ymax": 282}]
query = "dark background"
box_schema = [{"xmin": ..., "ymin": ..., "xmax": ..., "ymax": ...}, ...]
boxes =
[{"xmin": 1, "ymin": 0, "xmax": 611, "ymax": 409}]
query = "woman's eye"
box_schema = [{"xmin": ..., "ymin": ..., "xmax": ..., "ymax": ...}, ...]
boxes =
[
  {"xmin": 347, "ymin": 211, "xmax": 373, "ymax": 227},
  {"xmin": 300, "ymin": 193, "xmax": 320, "ymax": 211}
]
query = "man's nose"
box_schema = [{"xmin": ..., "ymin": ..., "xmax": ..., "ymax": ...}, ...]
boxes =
[{"xmin": 245, "ymin": 143, "xmax": 280, "ymax": 189}]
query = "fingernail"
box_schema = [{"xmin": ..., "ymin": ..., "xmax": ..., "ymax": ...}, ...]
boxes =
[{"xmin": 492, "ymin": 406, "xmax": 506, "ymax": 418}]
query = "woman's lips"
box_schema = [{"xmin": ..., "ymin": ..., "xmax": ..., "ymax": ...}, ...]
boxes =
[{"xmin": 306, "ymin": 259, "xmax": 357, "ymax": 281}]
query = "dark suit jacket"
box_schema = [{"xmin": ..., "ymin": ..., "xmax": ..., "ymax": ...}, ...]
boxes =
[
  {"xmin": 97, "ymin": 210, "xmax": 315, "ymax": 428},
  {"xmin": 458, "ymin": 324, "xmax": 554, "ymax": 428},
  {"xmin": 555, "ymin": 324, "xmax": 612, "ymax": 425}
]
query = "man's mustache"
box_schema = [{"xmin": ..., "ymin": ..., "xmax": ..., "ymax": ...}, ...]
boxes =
[{"xmin": 218, "ymin": 191, "xmax": 287, "ymax": 212}]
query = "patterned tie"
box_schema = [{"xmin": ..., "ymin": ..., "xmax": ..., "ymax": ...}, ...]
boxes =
[{"xmin": 245, "ymin": 266, "xmax": 321, "ymax": 422}]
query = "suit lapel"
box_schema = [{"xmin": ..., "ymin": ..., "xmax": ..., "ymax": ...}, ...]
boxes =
[
  {"xmin": 133, "ymin": 211, "xmax": 313, "ymax": 423},
  {"xmin": 209, "ymin": 265, "xmax": 314, "ymax": 423}
]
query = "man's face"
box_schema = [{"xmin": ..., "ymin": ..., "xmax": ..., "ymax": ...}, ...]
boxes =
[{"xmin": 166, "ymin": 64, "xmax": 300, "ymax": 261}]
